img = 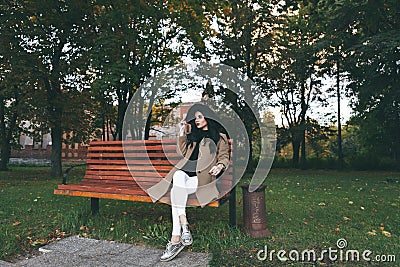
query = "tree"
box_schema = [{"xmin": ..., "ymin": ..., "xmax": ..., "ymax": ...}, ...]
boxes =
[
  {"xmin": 3, "ymin": 0, "xmax": 97, "ymax": 177},
  {"xmin": 269, "ymin": 2, "xmax": 325, "ymax": 168},
  {"xmin": 313, "ymin": 0, "xmax": 367, "ymax": 168},
  {"xmin": 0, "ymin": 84, "xmax": 26, "ymax": 170},
  {"xmin": 90, "ymin": 0, "xmax": 215, "ymax": 141},
  {"xmin": 324, "ymin": 0, "xmax": 400, "ymax": 166},
  {"xmin": 305, "ymin": 118, "xmax": 334, "ymax": 160},
  {"xmin": 210, "ymin": 0, "xmax": 286, "ymax": 168},
  {"xmin": 0, "ymin": 3, "xmax": 34, "ymax": 170}
]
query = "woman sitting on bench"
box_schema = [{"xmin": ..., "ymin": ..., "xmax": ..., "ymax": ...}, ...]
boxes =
[{"xmin": 158, "ymin": 103, "xmax": 230, "ymax": 262}]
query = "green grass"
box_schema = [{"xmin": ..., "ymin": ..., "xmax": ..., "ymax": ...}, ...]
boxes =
[{"xmin": 0, "ymin": 167, "xmax": 399, "ymax": 266}]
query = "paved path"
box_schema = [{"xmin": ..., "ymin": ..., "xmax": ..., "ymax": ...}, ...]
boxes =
[{"xmin": 0, "ymin": 236, "xmax": 210, "ymax": 267}]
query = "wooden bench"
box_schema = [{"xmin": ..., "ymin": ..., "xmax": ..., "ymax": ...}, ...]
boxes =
[{"xmin": 54, "ymin": 139, "xmax": 237, "ymax": 226}]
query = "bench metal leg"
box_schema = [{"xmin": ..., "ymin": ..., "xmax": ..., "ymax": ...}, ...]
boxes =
[
  {"xmin": 91, "ymin": 198, "xmax": 99, "ymax": 214},
  {"xmin": 229, "ymin": 187, "xmax": 236, "ymax": 227}
]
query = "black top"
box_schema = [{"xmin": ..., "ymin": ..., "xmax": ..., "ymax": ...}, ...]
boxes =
[{"xmin": 182, "ymin": 129, "xmax": 210, "ymax": 177}]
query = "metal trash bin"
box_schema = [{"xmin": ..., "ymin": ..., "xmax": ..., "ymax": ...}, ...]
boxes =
[{"xmin": 241, "ymin": 184, "xmax": 271, "ymax": 238}]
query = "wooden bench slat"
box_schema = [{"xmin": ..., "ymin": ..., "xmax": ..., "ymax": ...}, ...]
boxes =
[
  {"xmin": 84, "ymin": 172, "xmax": 233, "ymax": 181},
  {"xmin": 86, "ymin": 159, "xmax": 180, "ymax": 165},
  {"xmin": 54, "ymin": 189, "xmax": 221, "ymax": 207},
  {"xmin": 79, "ymin": 179, "xmax": 138, "ymax": 185},
  {"xmin": 89, "ymin": 140, "xmax": 177, "ymax": 145},
  {"xmin": 78, "ymin": 178, "xmax": 162, "ymax": 187},
  {"xmin": 79, "ymin": 177, "xmax": 234, "ymax": 192},
  {"xmin": 58, "ymin": 183, "xmax": 214, "ymax": 202},
  {"xmin": 83, "ymin": 173, "xmax": 151, "ymax": 180},
  {"xmin": 84, "ymin": 170, "xmax": 169, "ymax": 178},
  {"xmin": 86, "ymin": 165, "xmax": 174, "ymax": 171},
  {"xmin": 54, "ymin": 189, "xmax": 154, "ymax": 202},
  {"xmin": 57, "ymin": 183, "xmax": 224, "ymax": 202},
  {"xmin": 69, "ymin": 180, "xmax": 159, "ymax": 191},
  {"xmin": 88, "ymin": 145, "xmax": 177, "ymax": 152},
  {"xmin": 57, "ymin": 184, "xmax": 149, "ymax": 196},
  {"xmin": 87, "ymin": 152, "xmax": 181, "ymax": 158}
]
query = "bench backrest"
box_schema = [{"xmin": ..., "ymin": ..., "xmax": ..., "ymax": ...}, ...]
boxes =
[{"xmin": 84, "ymin": 140, "xmax": 234, "ymax": 200}]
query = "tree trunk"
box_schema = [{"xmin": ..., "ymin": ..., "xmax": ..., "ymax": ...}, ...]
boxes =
[
  {"xmin": 300, "ymin": 125, "xmax": 306, "ymax": 169},
  {"xmin": 50, "ymin": 123, "xmax": 63, "ymax": 177},
  {"xmin": 0, "ymin": 141, "xmax": 10, "ymax": 171},
  {"xmin": 292, "ymin": 138, "xmax": 301, "ymax": 168},
  {"xmin": 0, "ymin": 110, "xmax": 11, "ymax": 171},
  {"xmin": 45, "ymin": 78, "xmax": 63, "ymax": 178},
  {"xmin": 0, "ymin": 93, "xmax": 20, "ymax": 171},
  {"xmin": 49, "ymin": 91, "xmax": 63, "ymax": 178},
  {"xmin": 0, "ymin": 97, "xmax": 9, "ymax": 171},
  {"xmin": 144, "ymin": 109, "xmax": 152, "ymax": 140},
  {"xmin": 300, "ymin": 83, "xmax": 307, "ymax": 169},
  {"xmin": 116, "ymin": 102, "xmax": 125, "ymax": 141},
  {"xmin": 102, "ymin": 113, "xmax": 106, "ymax": 141},
  {"xmin": 336, "ymin": 57, "xmax": 343, "ymax": 169},
  {"xmin": 106, "ymin": 117, "xmax": 110, "ymax": 141}
]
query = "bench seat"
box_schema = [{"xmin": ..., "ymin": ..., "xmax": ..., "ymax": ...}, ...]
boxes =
[{"xmin": 54, "ymin": 140, "xmax": 236, "ymax": 224}]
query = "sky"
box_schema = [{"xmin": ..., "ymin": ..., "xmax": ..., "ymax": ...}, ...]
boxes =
[
  {"xmin": 176, "ymin": 88, "xmax": 353, "ymax": 127},
  {"xmin": 170, "ymin": 58, "xmax": 354, "ymax": 127}
]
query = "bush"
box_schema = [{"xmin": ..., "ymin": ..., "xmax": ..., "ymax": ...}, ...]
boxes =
[
  {"xmin": 271, "ymin": 155, "xmax": 399, "ymax": 171},
  {"xmin": 305, "ymin": 157, "xmax": 340, "ymax": 170},
  {"xmin": 271, "ymin": 156, "xmax": 292, "ymax": 168},
  {"xmin": 347, "ymin": 154, "xmax": 399, "ymax": 171}
]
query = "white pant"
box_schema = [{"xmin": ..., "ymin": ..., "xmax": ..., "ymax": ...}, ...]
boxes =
[{"xmin": 170, "ymin": 170, "xmax": 198, "ymax": 236}]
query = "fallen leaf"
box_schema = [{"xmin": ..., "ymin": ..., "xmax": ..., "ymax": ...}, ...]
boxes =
[
  {"xmin": 343, "ymin": 216, "xmax": 351, "ymax": 221},
  {"xmin": 382, "ymin": 231, "xmax": 392, "ymax": 237},
  {"xmin": 367, "ymin": 230, "xmax": 377, "ymax": 236},
  {"xmin": 12, "ymin": 221, "xmax": 21, "ymax": 226},
  {"xmin": 30, "ymin": 239, "xmax": 46, "ymax": 247},
  {"xmin": 333, "ymin": 228, "xmax": 340, "ymax": 234},
  {"xmin": 158, "ymin": 216, "xmax": 163, "ymax": 221},
  {"xmin": 379, "ymin": 226, "xmax": 385, "ymax": 231}
]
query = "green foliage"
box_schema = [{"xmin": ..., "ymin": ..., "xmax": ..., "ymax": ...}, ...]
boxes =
[
  {"xmin": 142, "ymin": 223, "xmax": 169, "ymax": 243},
  {"xmin": 1, "ymin": 0, "xmax": 399, "ymax": 173},
  {"xmin": 313, "ymin": 0, "xmax": 400, "ymax": 167},
  {"xmin": 345, "ymin": 29, "xmax": 400, "ymax": 163}
]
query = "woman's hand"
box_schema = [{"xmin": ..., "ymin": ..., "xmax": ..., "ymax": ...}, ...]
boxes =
[
  {"xmin": 209, "ymin": 164, "xmax": 224, "ymax": 176},
  {"xmin": 179, "ymin": 120, "xmax": 187, "ymax": 136}
]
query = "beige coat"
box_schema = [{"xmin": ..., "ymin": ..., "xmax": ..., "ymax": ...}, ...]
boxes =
[{"xmin": 146, "ymin": 133, "xmax": 230, "ymax": 207}]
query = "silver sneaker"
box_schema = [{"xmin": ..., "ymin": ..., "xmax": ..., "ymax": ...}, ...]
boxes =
[
  {"xmin": 160, "ymin": 241, "xmax": 185, "ymax": 262},
  {"xmin": 181, "ymin": 223, "xmax": 193, "ymax": 246}
]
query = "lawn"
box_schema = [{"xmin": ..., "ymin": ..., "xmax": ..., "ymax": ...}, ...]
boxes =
[{"xmin": 0, "ymin": 167, "xmax": 399, "ymax": 266}]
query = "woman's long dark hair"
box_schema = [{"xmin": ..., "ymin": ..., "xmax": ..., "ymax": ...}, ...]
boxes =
[{"xmin": 185, "ymin": 104, "xmax": 225, "ymax": 154}]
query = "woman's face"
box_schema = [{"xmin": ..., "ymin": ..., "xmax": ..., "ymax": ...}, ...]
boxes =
[{"xmin": 194, "ymin": 111, "xmax": 208, "ymax": 130}]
